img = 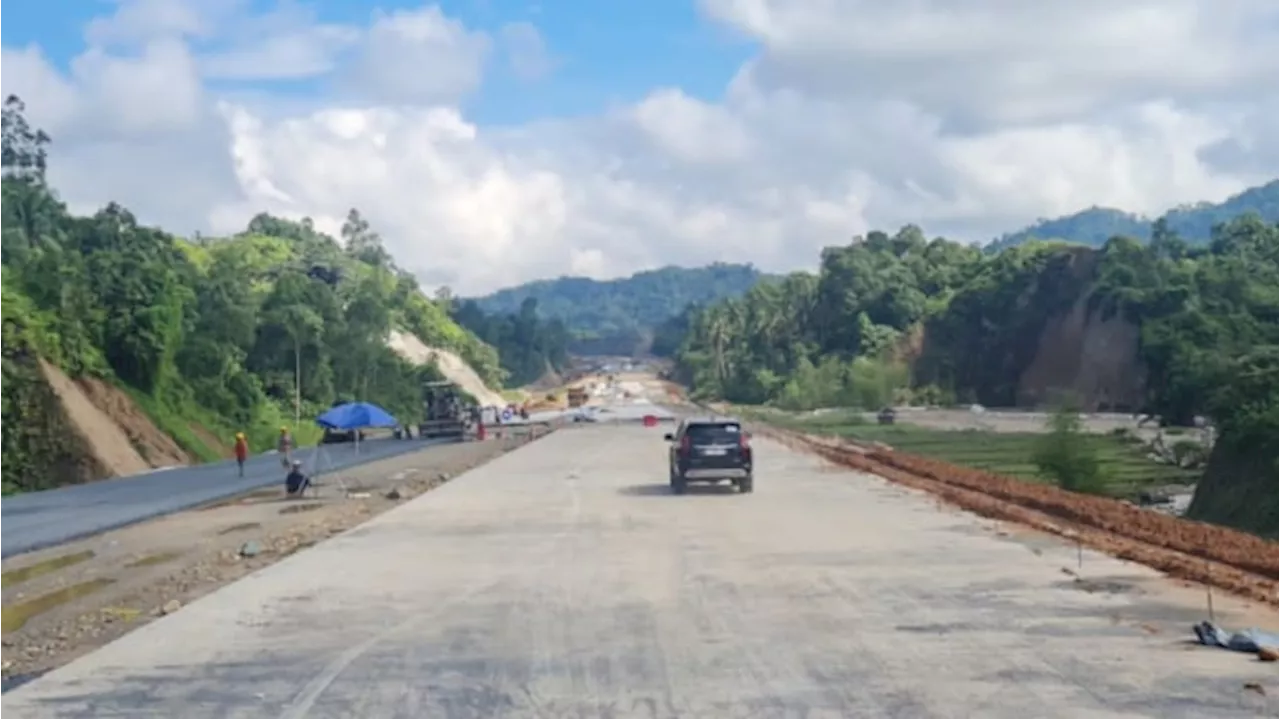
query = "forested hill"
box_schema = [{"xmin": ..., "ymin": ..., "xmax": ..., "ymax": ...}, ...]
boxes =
[
  {"xmin": 468, "ymin": 263, "xmax": 767, "ymax": 355},
  {"xmin": 671, "ymin": 219, "xmax": 1277, "ymax": 536},
  {"xmin": 987, "ymin": 179, "xmax": 1278, "ymax": 251},
  {"xmin": 0, "ymin": 95, "xmax": 511, "ymax": 494}
]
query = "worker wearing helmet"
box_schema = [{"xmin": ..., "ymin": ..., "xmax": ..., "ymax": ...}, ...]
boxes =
[
  {"xmin": 285, "ymin": 459, "xmax": 311, "ymax": 496},
  {"xmin": 277, "ymin": 426, "xmax": 294, "ymax": 468},
  {"xmin": 233, "ymin": 432, "xmax": 249, "ymax": 477}
]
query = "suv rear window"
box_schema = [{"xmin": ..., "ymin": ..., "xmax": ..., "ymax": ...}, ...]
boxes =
[{"xmin": 686, "ymin": 422, "xmax": 741, "ymax": 445}]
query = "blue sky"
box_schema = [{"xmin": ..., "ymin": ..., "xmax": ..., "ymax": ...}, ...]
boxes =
[{"xmin": 2, "ymin": 0, "xmax": 754, "ymax": 126}]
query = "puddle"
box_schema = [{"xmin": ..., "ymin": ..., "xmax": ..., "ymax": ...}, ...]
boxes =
[
  {"xmin": 125, "ymin": 551, "xmax": 182, "ymax": 569},
  {"xmin": 2, "ymin": 578, "xmax": 116, "ymax": 633},
  {"xmin": 1, "ymin": 668, "xmax": 50, "ymax": 694},
  {"xmin": 278, "ymin": 503, "xmax": 324, "ymax": 515},
  {"xmin": 218, "ymin": 522, "xmax": 264, "ymax": 535},
  {"xmin": 895, "ymin": 621, "xmax": 982, "ymax": 634},
  {"xmin": 1055, "ymin": 577, "xmax": 1139, "ymax": 595},
  {"xmin": 200, "ymin": 488, "xmax": 280, "ymax": 510},
  {"xmin": 1, "ymin": 550, "xmax": 96, "ymax": 589}
]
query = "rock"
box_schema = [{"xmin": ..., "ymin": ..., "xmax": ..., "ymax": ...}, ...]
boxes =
[
  {"xmin": 384, "ymin": 487, "xmax": 403, "ymax": 500},
  {"xmin": 239, "ymin": 540, "xmax": 262, "ymax": 558},
  {"xmin": 437, "ymin": 472, "xmax": 450, "ymax": 481},
  {"xmin": 160, "ymin": 599, "xmax": 182, "ymax": 615},
  {"xmin": 1258, "ymin": 647, "xmax": 1278, "ymax": 662}
]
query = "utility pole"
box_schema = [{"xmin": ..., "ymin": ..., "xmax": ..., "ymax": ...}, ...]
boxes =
[{"xmin": 294, "ymin": 336, "xmax": 302, "ymax": 428}]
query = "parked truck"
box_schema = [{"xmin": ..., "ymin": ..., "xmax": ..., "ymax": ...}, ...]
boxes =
[
  {"xmin": 566, "ymin": 386, "xmax": 589, "ymax": 409},
  {"xmin": 418, "ymin": 380, "xmax": 469, "ymax": 440}
]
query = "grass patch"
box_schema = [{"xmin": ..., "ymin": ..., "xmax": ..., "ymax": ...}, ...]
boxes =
[
  {"xmin": 2, "ymin": 578, "xmax": 116, "ymax": 633},
  {"xmin": 761, "ymin": 413, "xmax": 1199, "ymax": 498},
  {"xmin": 125, "ymin": 551, "xmax": 183, "ymax": 569},
  {"xmin": 1, "ymin": 550, "xmax": 96, "ymax": 589}
]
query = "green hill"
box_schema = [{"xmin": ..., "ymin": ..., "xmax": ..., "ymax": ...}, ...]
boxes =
[
  {"xmin": 469, "ymin": 263, "xmax": 768, "ymax": 355},
  {"xmin": 1, "ymin": 96, "xmax": 504, "ymax": 494},
  {"xmin": 987, "ymin": 180, "xmax": 1278, "ymax": 252}
]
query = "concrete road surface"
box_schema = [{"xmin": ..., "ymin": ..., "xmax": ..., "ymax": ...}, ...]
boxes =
[
  {"xmin": 1, "ymin": 437, "xmax": 448, "ymax": 559},
  {"xmin": 4, "ymin": 426, "xmax": 1273, "ymax": 718}
]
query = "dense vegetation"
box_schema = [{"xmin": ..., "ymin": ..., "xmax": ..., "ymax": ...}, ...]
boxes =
[
  {"xmin": 450, "ymin": 298, "xmax": 570, "ymax": 387},
  {"xmin": 0, "ymin": 96, "xmax": 505, "ymax": 493},
  {"xmin": 987, "ymin": 180, "xmax": 1278, "ymax": 252},
  {"xmin": 670, "ymin": 211, "xmax": 1277, "ymax": 534},
  {"xmin": 674, "ymin": 219, "xmax": 1276, "ymax": 418},
  {"xmin": 469, "ymin": 263, "xmax": 766, "ymax": 355}
]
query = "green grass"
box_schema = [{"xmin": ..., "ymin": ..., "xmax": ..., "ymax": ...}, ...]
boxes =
[{"xmin": 754, "ymin": 411, "xmax": 1199, "ymax": 498}]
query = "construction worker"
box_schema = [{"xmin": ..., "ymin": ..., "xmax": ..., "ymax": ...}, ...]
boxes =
[
  {"xmin": 233, "ymin": 432, "xmax": 249, "ymax": 477},
  {"xmin": 285, "ymin": 460, "xmax": 311, "ymax": 496},
  {"xmin": 277, "ymin": 426, "xmax": 294, "ymax": 468}
]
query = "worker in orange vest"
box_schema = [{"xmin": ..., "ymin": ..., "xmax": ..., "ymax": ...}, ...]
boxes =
[{"xmin": 234, "ymin": 432, "xmax": 249, "ymax": 477}]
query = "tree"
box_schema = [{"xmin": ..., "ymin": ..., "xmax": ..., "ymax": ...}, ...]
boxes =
[
  {"xmin": 341, "ymin": 208, "xmax": 391, "ymax": 268},
  {"xmin": 1031, "ymin": 404, "xmax": 1105, "ymax": 494},
  {"xmin": 1, "ymin": 95, "xmax": 50, "ymax": 183}
]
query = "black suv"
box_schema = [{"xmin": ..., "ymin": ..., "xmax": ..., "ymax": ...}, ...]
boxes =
[{"xmin": 664, "ymin": 417, "xmax": 753, "ymax": 494}]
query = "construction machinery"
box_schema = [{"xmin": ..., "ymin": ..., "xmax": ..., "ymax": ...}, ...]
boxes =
[
  {"xmin": 566, "ymin": 386, "xmax": 589, "ymax": 409},
  {"xmin": 419, "ymin": 380, "xmax": 470, "ymax": 440}
]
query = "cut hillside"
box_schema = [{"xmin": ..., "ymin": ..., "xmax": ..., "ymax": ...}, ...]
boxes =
[
  {"xmin": 386, "ymin": 329, "xmax": 507, "ymax": 407},
  {"xmin": 36, "ymin": 360, "xmax": 171, "ymax": 477},
  {"xmin": 75, "ymin": 376, "xmax": 192, "ymax": 468}
]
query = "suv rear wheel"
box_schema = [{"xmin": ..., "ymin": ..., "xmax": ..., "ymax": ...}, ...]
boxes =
[
  {"xmin": 737, "ymin": 475, "xmax": 754, "ymax": 494},
  {"xmin": 670, "ymin": 472, "xmax": 687, "ymax": 495}
]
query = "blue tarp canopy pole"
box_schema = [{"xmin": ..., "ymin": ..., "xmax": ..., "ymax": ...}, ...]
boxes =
[{"xmin": 315, "ymin": 402, "xmax": 398, "ymax": 430}]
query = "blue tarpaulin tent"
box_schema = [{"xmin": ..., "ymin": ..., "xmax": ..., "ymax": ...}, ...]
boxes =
[{"xmin": 315, "ymin": 402, "xmax": 398, "ymax": 430}]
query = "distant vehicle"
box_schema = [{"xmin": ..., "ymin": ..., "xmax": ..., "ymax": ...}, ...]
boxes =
[
  {"xmin": 566, "ymin": 386, "xmax": 589, "ymax": 408},
  {"xmin": 418, "ymin": 380, "xmax": 469, "ymax": 440},
  {"xmin": 876, "ymin": 407, "xmax": 897, "ymax": 425},
  {"xmin": 664, "ymin": 416, "xmax": 753, "ymax": 495}
]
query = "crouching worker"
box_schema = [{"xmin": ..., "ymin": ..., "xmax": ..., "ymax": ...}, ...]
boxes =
[{"xmin": 285, "ymin": 460, "xmax": 311, "ymax": 497}]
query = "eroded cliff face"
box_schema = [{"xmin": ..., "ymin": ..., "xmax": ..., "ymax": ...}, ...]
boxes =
[{"xmin": 1016, "ymin": 294, "xmax": 1147, "ymax": 412}]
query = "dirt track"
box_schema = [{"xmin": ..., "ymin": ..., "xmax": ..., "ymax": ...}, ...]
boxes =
[{"xmin": 764, "ymin": 427, "xmax": 1278, "ymax": 608}]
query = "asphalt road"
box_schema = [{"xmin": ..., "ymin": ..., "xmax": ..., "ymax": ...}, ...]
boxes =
[
  {"xmin": 1, "ymin": 437, "xmax": 448, "ymax": 559},
  {"xmin": 4, "ymin": 425, "xmax": 1273, "ymax": 718}
]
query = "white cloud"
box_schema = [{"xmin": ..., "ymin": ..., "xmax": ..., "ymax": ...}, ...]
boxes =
[
  {"xmin": 2, "ymin": 0, "xmax": 1276, "ymax": 294},
  {"xmin": 499, "ymin": 22, "xmax": 554, "ymax": 80},
  {"xmin": 341, "ymin": 6, "xmax": 491, "ymax": 104}
]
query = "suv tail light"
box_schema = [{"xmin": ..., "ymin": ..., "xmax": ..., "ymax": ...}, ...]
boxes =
[
  {"xmin": 738, "ymin": 433, "xmax": 750, "ymax": 449},
  {"xmin": 679, "ymin": 435, "xmax": 692, "ymax": 454}
]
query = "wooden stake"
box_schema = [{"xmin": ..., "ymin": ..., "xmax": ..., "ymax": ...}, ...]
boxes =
[{"xmin": 1205, "ymin": 558, "xmax": 1216, "ymax": 623}]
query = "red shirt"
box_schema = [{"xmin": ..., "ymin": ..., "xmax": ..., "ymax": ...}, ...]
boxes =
[{"xmin": 234, "ymin": 438, "xmax": 249, "ymax": 460}]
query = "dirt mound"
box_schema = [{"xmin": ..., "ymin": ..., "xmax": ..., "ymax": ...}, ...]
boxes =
[
  {"xmin": 385, "ymin": 329, "xmax": 506, "ymax": 407},
  {"xmin": 38, "ymin": 361, "xmax": 152, "ymax": 478},
  {"xmin": 762, "ymin": 426, "xmax": 1279, "ymax": 605},
  {"xmin": 75, "ymin": 378, "xmax": 191, "ymax": 468}
]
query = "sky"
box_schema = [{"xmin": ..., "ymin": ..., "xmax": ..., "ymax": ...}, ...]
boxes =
[{"xmin": 2, "ymin": 0, "xmax": 1277, "ymax": 295}]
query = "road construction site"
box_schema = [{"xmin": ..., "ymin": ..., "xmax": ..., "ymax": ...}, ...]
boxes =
[{"xmin": 3, "ymin": 385, "xmax": 1276, "ymax": 718}]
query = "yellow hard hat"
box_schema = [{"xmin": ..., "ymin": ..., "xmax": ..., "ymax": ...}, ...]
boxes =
[
  {"xmin": 280, "ymin": 426, "xmax": 288, "ymax": 432},
  {"xmin": 235, "ymin": 432, "xmax": 245, "ymax": 439}
]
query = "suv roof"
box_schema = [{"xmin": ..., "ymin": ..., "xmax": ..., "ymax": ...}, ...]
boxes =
[{"xmin": 683, "ymin": 416, "xmax": 742, "ymax": 426}]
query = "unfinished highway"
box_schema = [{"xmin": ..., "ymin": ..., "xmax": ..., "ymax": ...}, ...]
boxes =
[{"xmin": 4, "ymin": 423, "xmax": 1274, "ymax": 718}]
